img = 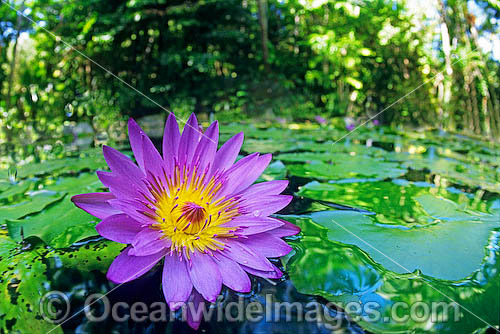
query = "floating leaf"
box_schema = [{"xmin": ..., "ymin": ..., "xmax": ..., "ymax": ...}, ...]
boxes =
[
  {"xmin": 7, "ymin": 197, "xmax": 98, "ymax": 248},
  {"xmin": 0, "ymin": 191, "xmax": 65, "ymax": 222},
  {"xmin": 0, "ymin": 236, "xmax": 62, "ymax": 334},
  {"xmin": 258, "ymin": 160, "xmax": 287, "ymax": 182},
  {"xmin": 45, "ymin": 172, "xmax": 103, "ymax": 196},
  {"xmin": 296, "ymin": 180, "xmax": 489, "ymax": 226},
  {"xmin": 285, "ymin": 214, "xmax": 499, "ymax": 333},
  {"xmin": 0, "ymin": 182, "xmax": 31, "ymax": 202},
  {"xmin": 307, "ymin": 205, "xmax": 498, "ymax": 280}
]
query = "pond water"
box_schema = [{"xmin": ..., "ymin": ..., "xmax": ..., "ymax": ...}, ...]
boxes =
[{"xmin": 0, "ymin": 121, "xmax": 499, "ymax": 333}]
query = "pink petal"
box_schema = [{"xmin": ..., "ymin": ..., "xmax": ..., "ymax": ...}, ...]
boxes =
[
  {"xmin": 71, "ymin": 192, "xmax": 119, "ymax": 219},
  {"xmin": 162, "ymin": 254, "xmax": 193, "ymax": 310},
  {"xmin": 213, "ymin": 254, "xmax": 251, "ymax": 292},
  {"xmin": 106, "ymin": 246, "xmax": 166, "ymax": 283},
  {"xmin": 187, "ymin": 252, "xmax": 222, "ymax": 302},
  {"xmin": 96, "ymin": 213, "xmax": 143, "ymax": 243}
]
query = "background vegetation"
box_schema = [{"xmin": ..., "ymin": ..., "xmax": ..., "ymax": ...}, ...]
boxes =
[{"xmin": 0, "ymin": 0, "xmax": 499, "ymax": 144}]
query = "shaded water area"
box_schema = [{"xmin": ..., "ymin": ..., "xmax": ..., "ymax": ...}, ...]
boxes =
[{"xmin": 0, "ymin": 121, "xmax": 499, "ymax": 333}]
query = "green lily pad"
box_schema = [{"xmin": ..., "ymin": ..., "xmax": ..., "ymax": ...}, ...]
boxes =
[
  {"xmin": 6, "ymin": 197, "xmax": 99, "ymax": 248},
  {"xmin": 0, "ymin": 182, "xmax": 31, "ymax": 202},
  {"xmin": 296, "ymin": 180, "xmax": 491, "ymax": 226},
  {"xmin": 258, "ymin": 160, "xmax": 287, "ymax": 182},
  {"xmin": 0, "ymin": 235, "xmax": 63, "ymax": 334},
  {"xmin": 284, "ymin": 214, "xmax": 499, "ymax": 333},
  {"xmin": 286, "ymin": 155, "xmax": 406, "ymax": 180},
  {"xmin": 243, "ymin": 139, "xmax": 298, "ymax": 154},
  {"xmin": 13, "ymin": 154, "xmax": 107, "ymax": 179},
  {"xmin": 0, "ymin": 191, "xmax": 65, "ymax": 222},
  {"xmin": 308, "ymin": 202, "xmax": 498, "ymax": 280},
  {"xmin": 45, "ymin": 172, "xmax": 103, "ymax": 196},
  {"xmin": 57, "ymin": 240, "xmax": 124, "ymax": 272}
]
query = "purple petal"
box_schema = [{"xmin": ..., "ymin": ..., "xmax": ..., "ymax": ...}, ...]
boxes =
[
  {"xmin": 162, "ymin": 114, "xmax": 180, "ymax": 175},
  {"xmin": 213, "ymin": 254, "xmax": 251, "ymax": 292},
  {"xmin": 128, "ymin": 228, "xmax": 171, "ymax": 256},
  {"xmin": 102, "ymin": 145, "xmax": 145, "ymax": 180},
  {"xmin": 96, "ymin": 213, "xmax": 143, "ymax": 243},
  {"xmin": 241, "ymin": 263, "xmax": 283, "ymax": 279},
  {"xmin": 239, "ymin": 180, "xmax": 288, "ymax": 198},
  {"xmin": 187, "ymin": 252, "xmax": 222, "ymax": 302},
  {"xmin": 127, "ymin": 118, "xmax": 147, "ymax": 171},
  {"xmin": 267, "ymin": 219, "xmax": 301, "ymax": 237},
  {"xmin": 106, "ymin": 246, "xmax": 166, "ymax": 283},
  {"xmin": 222, "ymin": 239, "xmax": 274, "ymax": 271},
  {"xmin": 108, "ymin": 199, "xmax": 157, "ymax": 225},
  {"xmin": 242, "ymin": 195, "xmax": 292, "ymax": 216},
  {"xmin": 162, "ymin": 254, "xmax": 193, "ymax": 310},
  {"xmin": 192, "ymin": 121, "xmax": 219, "ymax": 173},
  {"xmin": 97, "ymin": 171, "xmax": 145, "ymax": 200},
  {"xmin": 240, "ymin": 232, "xmax": 292, "ymax": 257},
  {"xmin": 71, "ymin": 192, "xmax": 119, "ymax": 219},
  {"xmin": 230, "ymin": 153, "xmax": 272, "ymax": 195},
  {"xmin": 142, "ymin": 134, "xmax": 165, "ymax": 182},
  {"xmin": 216, "ymin": 153, "xmax": 259, "ymax": 198},
  {"xmin": 211, "ymin": 132, "xmax": 244, "ymax": 175},
  {"xmin": 221, "ymin": 216, "xmax": 284, "ymax": 235},
  {"xmin": 186, "ymin": 289, "xmax": 205, "ymax": 330},
  {"xmin": 178, "ymin": 113, "xmax": 201, "ymax": 166}
]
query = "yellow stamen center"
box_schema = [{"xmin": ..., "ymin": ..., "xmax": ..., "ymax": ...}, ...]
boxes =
[{"xmin": 147, "ymin": 166, "xmax": 239, "ymax": 255}]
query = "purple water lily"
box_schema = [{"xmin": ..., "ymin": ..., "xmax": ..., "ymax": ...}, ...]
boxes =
[
  {"xmin": 314, "ymin": 115, "xmax": 327, "ymax": 125},
  {"xmin": 71, "ymin": 113, "xmax": 299, "ymax": 329}
]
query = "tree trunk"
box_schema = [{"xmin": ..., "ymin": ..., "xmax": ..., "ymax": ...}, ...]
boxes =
[{"xmin": 257, "ymin": 0, "xmax": 270, "ymax": 72}]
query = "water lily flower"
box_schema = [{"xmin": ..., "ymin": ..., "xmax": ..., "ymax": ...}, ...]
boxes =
[
  {"xmin": 71, "ymin": 113, "xmax": 299, "ymax": 328},
  {"xmin": 314, "ymin": 115, "xmax": 327, "ymax": 125}
]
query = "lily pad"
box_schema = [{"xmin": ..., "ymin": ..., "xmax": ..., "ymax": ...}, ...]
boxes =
[
  {"xmin": 296, "ymin": 180, "xmax": 491, "ymax": 226},
  {"xmin": 284, "ymin": 214, "xmax": 499, "ymax": 333},
  {"xmin": 6, "ymin": 197, "xmax": 99, "ymax": 248},
  {"xmin": 286, "ymin": 155, "xmax": 406, "ymax": 180},
  {"xmin": 13, "ymin": 154, "xmax": 107, "ymax": 179},
  {"xmin": 0, "ymin": 236, "xmax": 63, "ymax": 334},
  {"xmin": 45, "ymin": 172, "xmax": 103, "ymax": 196},
  {"xmin": 0, "ymin": 182, "xmax": 31, "ymax": 202},
  {"xmin": 0, "ymin": 191, "xmax": 65, "ymax": 222},
  {"xmin": 258, "ymin": 160, "xmax": 287, "ymax": 182},
  {"xmin": 308, "ymin": 202, "xmax": 498, "ymax": 280}
]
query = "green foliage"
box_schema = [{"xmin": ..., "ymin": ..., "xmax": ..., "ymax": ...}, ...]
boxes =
[{"xmin": 1, "ymin": 0, "xmax": 499, "ymax": 142}]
